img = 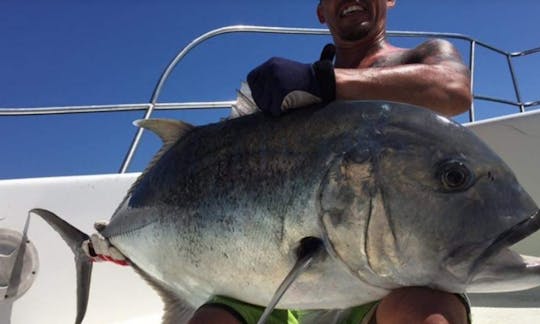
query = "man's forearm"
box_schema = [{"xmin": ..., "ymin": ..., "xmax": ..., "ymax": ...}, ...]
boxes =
[{"xmin": 334, "ymin": 64, "xmax": 472, "ymax": 117}]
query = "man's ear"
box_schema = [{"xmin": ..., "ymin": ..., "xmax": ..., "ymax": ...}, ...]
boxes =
[
  {"xmin": 317, "ymin": 4, "xmax": 326, "ymax": 23},
  {"xmin": 387, "ymin": 0, "xmax": 396, "ymax": 9}
]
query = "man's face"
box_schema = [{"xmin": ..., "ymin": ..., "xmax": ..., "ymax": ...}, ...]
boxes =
[{"xmin": 317, "ymin": 0, "xmax": 395, "ymax": 42}]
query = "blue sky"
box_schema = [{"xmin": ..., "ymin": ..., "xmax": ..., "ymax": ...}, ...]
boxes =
[{"xmin": 0, "ymin": 0, "xmax": 539, "ymax": 179}]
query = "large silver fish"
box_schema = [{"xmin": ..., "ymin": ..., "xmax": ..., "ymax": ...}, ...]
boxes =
[{"xmin": 34, "ymin": 101, "xmax": 540, "ymax": 323}]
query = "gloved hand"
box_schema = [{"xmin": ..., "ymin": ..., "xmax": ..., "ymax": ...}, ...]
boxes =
[{"xmin": 247, "ymin": 52, "xmax": 336, "ymax": 116}]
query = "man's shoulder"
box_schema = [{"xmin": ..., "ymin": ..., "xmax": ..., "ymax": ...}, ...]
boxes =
[
  {"xmin": 404, "ymin": 38, "xmax": 463, "ymax": 64},
  {"xmin": 413, "ymin": 38, "xmax": 458, "ymax": 53},
  {"xmin": 367, "ymin": 39, "xmax": 461, "ymax": 67}
]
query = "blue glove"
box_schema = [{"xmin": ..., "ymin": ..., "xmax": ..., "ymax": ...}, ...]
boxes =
[{"xmin": 247, "ymin": 56, "xmax": 336, "ymax": 116}]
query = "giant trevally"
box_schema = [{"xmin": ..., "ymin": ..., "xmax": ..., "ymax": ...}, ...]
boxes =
[{"xmin": 32, "ymin": 100, "xmax": 540, "ymax": 324}]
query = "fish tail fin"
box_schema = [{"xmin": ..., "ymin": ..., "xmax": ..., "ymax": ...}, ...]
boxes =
[{"xmin": 31, "ymin": 208, "xmax": 93, "ymax": 324}]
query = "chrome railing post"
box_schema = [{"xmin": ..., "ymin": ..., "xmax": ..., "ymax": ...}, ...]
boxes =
[
  {"xmin": 506, "ymin": 55, "xmax": 526, "ymax": 113},
  {"xmin": 468, "ymin": 40, "xmax": 477, "ymax": 122},
  {"xmin": 118, "ymin": 103, "xmax": 157, "ymax": 173}
]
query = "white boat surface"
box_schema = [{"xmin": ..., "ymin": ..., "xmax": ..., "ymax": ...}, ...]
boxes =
[{"xmin": 1, "ymin": 26, "xmax": 539, "ymax": 324}]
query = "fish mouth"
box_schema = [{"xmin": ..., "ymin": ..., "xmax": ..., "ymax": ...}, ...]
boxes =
[{"xmin": 470, "ymin": 209, "xmax": 540, "ymax": 276}]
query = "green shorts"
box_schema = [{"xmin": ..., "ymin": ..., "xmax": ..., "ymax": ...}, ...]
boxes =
[
  {"xmin": 203, "ymin": 294, "xmax": 471, "ymax": 324},
  {"xmin": 204, "ymin": 296, "xmax": 377, "ymax": 324}
]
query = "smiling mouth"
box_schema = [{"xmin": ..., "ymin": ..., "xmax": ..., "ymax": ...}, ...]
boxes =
[{"xmin": 340, "ymin": 3, "xmax": 367, "ymax": 18}]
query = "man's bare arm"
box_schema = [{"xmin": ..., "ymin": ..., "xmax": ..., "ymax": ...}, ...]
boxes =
[{"xmin": 335, "ymin": 39, "xmax": 472, "ymax": 117}]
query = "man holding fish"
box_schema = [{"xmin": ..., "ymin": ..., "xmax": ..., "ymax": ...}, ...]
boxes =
[{"xmin": 190, "ymin": 0, "xmax": 473, "ymax": 323}]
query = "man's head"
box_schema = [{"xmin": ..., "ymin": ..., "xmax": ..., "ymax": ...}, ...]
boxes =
[{"xmin": 317, "ymin": 0, "xmax": 395, "ymax": 43}]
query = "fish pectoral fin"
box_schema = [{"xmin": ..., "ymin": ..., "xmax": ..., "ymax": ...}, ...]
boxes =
[
  {"xmin": 468, "ymin": 248, "xmax": 540, "ymax": 293},
  {"xmin": 31, "ymin": 208, "xmax": 93, "ymax": 324},
  {"xmin": 257, "ymin": 237, "xmax": 325, "ymax": 324},
  {"xmin": 134, "ymin": 118, "xmax": 195, "ymax": 146},
  {"xmin": 130, "ymin": 264, "xmax": 195, "ymax": 324}
]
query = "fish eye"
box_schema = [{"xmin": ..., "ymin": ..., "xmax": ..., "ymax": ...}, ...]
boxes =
[{"xmin": 437, "ymin": 160, "xmax": 474, "ymax": 191}]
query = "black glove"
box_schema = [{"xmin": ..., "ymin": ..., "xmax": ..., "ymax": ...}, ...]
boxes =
[{"xmin": 247, "ymin": 44, "xmax": 336, "ymax": 116}]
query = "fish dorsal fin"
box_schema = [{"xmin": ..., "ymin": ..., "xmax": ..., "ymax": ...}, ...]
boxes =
[
  {"xmin": 134, "ymin": 118, "xmax": 194, "ymax": 146},
  {"xmin": 110, "ymin": 119, "xmax": 195, "ymax": 216}
]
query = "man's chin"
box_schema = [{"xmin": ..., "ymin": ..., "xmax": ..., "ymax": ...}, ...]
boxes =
[
  {"xmin": 333, "ymin": 18, "xmax": 373, "ymax": 41},
  {"xmin": 339, "ymin": 27, "xmax": 371, "ymax": 42}
]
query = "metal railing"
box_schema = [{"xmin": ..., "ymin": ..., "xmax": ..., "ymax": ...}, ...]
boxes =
[{"xmin": 1, "ymin": 25, "xmax": 539, "ymax": 173}]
